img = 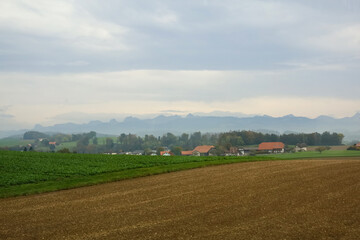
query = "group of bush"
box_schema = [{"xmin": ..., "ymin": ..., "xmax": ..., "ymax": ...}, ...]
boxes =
[{"xmin": 347, "ymin": 144, "xmax": 360, "ymax": 151}]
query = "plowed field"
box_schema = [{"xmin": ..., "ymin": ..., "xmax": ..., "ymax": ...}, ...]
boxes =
[{"xmin": 1, "ymin": 158, "xmax": 359, "ymax": 239}]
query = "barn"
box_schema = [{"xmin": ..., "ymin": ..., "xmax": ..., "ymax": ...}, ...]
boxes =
[{"xmin": 258, "ymin": 142, "xmax": 285, "ymax": 153}]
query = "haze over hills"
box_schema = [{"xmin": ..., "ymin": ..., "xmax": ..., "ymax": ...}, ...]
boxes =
[{"xmin": 2, "ymin": 113, "xmax": 359, "ymax": 142}]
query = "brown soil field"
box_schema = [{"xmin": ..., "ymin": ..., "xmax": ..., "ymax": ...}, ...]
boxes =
[
  {"xmin": 1, "ymin": 158, "xmax": 359, "ymax": 240},
  {"xmin": 307, "ymin": 145, "xmax": 349, "ymax": 151}
]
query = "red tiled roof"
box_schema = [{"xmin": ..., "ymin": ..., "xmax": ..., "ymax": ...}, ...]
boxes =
[
  {"xmin": 181, "ymin": 150, "xmax": 194, "ymax": 156},
  {"xmin": 49, "ymin": 142, "xmax": 56, "ymax": 145},
  {"xmin": 193, "ymin": 145, "xmax": 215, "ymax": 153},
  {"xmin": 356, "ymin": 143, "xmax": 360, "ymax": 147},
  {"xmin": 160, "ymin": 151, "xmax": 174, "ymax": 156},
  {"xmin": 258, "ymin": 142, "xmax": 285, "ymax": 150}
]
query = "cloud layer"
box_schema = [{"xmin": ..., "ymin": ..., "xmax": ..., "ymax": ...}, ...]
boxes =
[{"xmin": 0, "ymin": 0, "xmax": 360, "ymax": 129}]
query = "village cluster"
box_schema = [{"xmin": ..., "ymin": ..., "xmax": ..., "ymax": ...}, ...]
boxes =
[{"xmin": 111, "ymin": 142, "xmax": 308, "ymax": 156}]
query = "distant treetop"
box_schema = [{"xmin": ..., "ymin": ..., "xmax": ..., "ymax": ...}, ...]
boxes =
[{"xmin": 23, "ymin": 131, "xmax": 49, "ymax": 140}]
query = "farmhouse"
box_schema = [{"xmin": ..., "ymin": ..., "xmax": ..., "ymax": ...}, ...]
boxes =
[
  {"xmin": 160, "ymin": 151, "xmax": 174, "ymax": 156},
  {"xmin": 356, "ymin": 142, "xmax": 360, "ymax": 148},
  {"xmin": 181, "ymin": 150, "xmax": 200, "ymax": 156},
  {"xmin": 258, "ymin": 142, "xmax": 285, "ymax": 153},
  {"xmin": 295, "ymin": 146, "xmax": 307, "ymax": 152},
  {"xmin": 181, "ymin": 145, "xmax": 215, "ymax": 156},
  {"xmin": 193, "ymin": 145, "xmax": 215, "ymax": 156},
  {"xmin": 225, "ymin": 147, "xmax": 243, "ymax": 156},
  {"xmin": 132, "ymin": 150, "xmax": 144, "ymax": 155},
  {"xmin": 240, "ymin": 147, "xmax": 258, "ymax": 155},
  {"xmin": 181, "ymin": 150, "xmax": 194, "ymax": 156}
]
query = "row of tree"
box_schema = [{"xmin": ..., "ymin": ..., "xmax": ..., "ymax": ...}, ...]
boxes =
[
  {"xmin": 73, "ymin": 131, "xmax": 344, "ymax": 154},
  {"xmin": 20, "ymin": 130, "xmax": 344, "ymax": 154},
  {"xmin": 218, "ymin": 131, "xmax": 344, "ymax": 147}
]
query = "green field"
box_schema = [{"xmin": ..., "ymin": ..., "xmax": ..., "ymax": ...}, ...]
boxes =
[
  {"xmin": 1, "ymin": 150, "xmax": 360, "ymax": 198},
  {"xmin": 57, "ymin": 141, "xmax": 77, "ymax": 150},
  {"xmin": 277, "ymin": 150, "xmax": 360, "ymax": 159},
  {"xmin": 0, "ymin": 138, "xmax": 33, "ymax": 148},
  {"xmin": 0, "ymin": 151, "xmax": 275, "ymax": 198},
  {"xmin": 0, "ymin": 137, "xmax": 116, "ymax": 152}
]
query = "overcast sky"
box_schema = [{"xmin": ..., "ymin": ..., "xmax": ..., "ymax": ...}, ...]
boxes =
[{"xmin": 1, "ymin": 0, "xmax": 360, "ymax": 130}]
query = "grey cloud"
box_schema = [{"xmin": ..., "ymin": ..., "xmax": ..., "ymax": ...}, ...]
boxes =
[
  {"xmin": 49, "ymin": 112, "xmax": 159, "ymax": 124},
  {"xmin": 1, "ymin": 0, "xmax": 360, "ymax": 130},
  {"xmin": 1, "ymin": 0, "xmax": 360, "ymax": 73},
  {"xmin": 0, "ymin": 106, "xmax": 13, "ymax": 119},
  {"xmin": 1, "ymin": 71, "xmax": 359, "ymax": 107},
  {"xmin": 160, "ymin": 110, "xmax": 187, "ymax": 113},
  {"xmin": 0, "ymin": 113, "xmax": 14, "ymax": 119}
]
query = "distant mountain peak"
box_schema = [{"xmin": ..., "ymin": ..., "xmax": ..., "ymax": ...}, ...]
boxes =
[
  {"xmin": 316, "ymin": 115, "xmax": 333, "ymax": 119},
  {"xmin": 154, "ymin": 115, "xmax": 166, "ymax": 119},
  {"xmin": 109, "ymin": 119, "xmax": 118, "ymax": 124},
  {"xmin": 89, "ymin": 120, "xmax": 102, "ymax": 124},
  {"xmin": 34, "ymin": 124, "xmax": 43, "ymax": 129},
  {"xmin": 123, "ymin": 116, "xmax": 139, "ymax": 122},
  {"xmin": 353, "ymin": 112, "xmax": 360, "ymax": 118}
]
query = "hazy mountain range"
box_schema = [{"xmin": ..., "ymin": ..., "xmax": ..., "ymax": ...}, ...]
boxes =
[{"xmin": 2, "ymin": 113, "xmax": 360, "ymax": 142}]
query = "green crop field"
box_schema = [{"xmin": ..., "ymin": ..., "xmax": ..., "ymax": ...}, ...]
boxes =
[
  {"xmin": 1, "ymin": 149, "xmax": 360, "ymax": 198},
  {"xmin": 0, "ymin": 151, "xmax": 275, "ymax": 198}
]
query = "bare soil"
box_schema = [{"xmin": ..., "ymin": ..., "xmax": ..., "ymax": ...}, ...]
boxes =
[
  {"xmin": 307, "ymin": 145, "xmax": 349, "ymax": 151},
  {"xmin": 1, "ymin": 158, "xmax": 359, "ymax": 240}
]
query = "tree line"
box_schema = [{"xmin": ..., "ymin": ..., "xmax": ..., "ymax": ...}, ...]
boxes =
[
  {"xmin": 17, "ymin": 130, "xmax": 344, "ymax": 154},
  {"xmin": 74, "ymin": 131, "xmax": 344, "ymax": 154}
]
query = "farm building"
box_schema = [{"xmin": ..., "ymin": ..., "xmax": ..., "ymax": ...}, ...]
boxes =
[
  {"xmin": 258, "ymin": 142, "xmax": 285, "ymax": 153},
  {"xmin": 181, "ymin": 150, "xmax": 200, "ymax": 156},
  {"xmin": 295, "ymin": 146, "xmax": 307, "ymax": 152},
  {"xmin": 356, "ymin": 143, "xmax": 360, "ymax": 147},
  {"xmin": 240, "ymin": 147, "xmax": 258, "ymax": 155},
  {"xmin": 132, "ymin": 150, "xmax": 144, "ymax": 155},
  {"xmin": 181, "ymin": 145, "xmax": 215, "ymax": 156},
  {"xmin": 193, "ymin": 145, "xmax": 215, "ymax": 156},
  {"xmin": 225, "ymin": 147, "xmax": 243, "ymax": 156},
  {"xmin": 181, "ymin": 150, "xmax": 193, "ymax": 156},
  {"xmin": 160, "ymin": 151, "xmax": 174, "ymax": 156}
]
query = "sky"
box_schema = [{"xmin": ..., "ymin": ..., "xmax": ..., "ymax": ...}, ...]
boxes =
[{"xmin": 1, "ymin": 0, "xmax": 360, "ymax": 130}]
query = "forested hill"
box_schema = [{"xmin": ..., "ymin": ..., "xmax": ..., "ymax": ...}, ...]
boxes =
[{"xmin": 30, "ymin": 113, "xmax": 360, "ymax": 141}]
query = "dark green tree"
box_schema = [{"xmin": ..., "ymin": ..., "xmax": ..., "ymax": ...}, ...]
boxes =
[{"xmin": 171, "ymin": 146, "xmax": 183, "ymax": 156}]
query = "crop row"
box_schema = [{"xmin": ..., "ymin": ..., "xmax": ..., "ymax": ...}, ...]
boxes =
[{"xmin": 0, "ymin": 151, "xmax": 267, "ymax": 187}]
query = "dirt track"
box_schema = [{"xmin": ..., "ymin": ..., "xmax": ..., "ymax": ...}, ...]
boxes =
[{"xmin": 1, "ymin": 159, "xmax": 360, "ymax": 240}]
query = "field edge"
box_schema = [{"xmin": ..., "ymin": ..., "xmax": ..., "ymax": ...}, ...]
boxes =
[
  {"xmin": 0, "ymin": 157, "xmax": 273, "ymax": 199},
  {"xmin": 2, "ymin": 151, "xmax": 360, "ymax": 199}
]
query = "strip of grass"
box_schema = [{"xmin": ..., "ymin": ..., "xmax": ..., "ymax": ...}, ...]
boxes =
[
  {"xmin": 277, "ymin": 150, "xmax": 360, "ymax": 160},
  {"xmin": 0, "ymin": 138, "xmax": 33, "ymax": 147},
  {"xmin": 57, "ymin": 141, "xmax": 77, "ymax": 150}
]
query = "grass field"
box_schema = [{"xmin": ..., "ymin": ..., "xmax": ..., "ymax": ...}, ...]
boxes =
[
  {"xmin": 0, "ymin": 138, "xmax": 33, "ymax": 147},
  {"xmin": 0, "ymin": 137, "xmax": 116, "ymax": 152},
  {"xmin": 1, "ymin": 149, "xmax": 360, "ymax": 198},
  {"xmin": 277, "ymin": 150, "xmax": 360, "ymax": 159},
  {"xmin": 57, "ymin": 141, "xmax": 77, "ymax": 150}
]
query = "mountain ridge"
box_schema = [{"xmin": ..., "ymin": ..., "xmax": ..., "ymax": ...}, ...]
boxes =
[{"xmin": 1, "ymin": 113, "xmax": 360, "ymax": 141}]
